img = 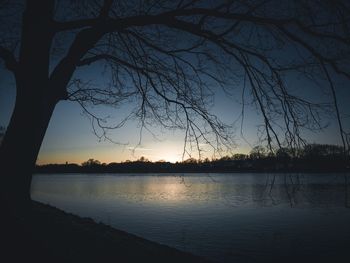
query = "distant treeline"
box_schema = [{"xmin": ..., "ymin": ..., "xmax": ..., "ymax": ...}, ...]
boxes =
[{"xmin": 35, "ymin": 144, "xmax": 350, "ymax": 173}]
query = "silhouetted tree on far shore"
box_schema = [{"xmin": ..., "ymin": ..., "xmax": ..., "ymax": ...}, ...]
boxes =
[
  {"xmin": 82, "ymin": 158, "xmax": 101, "ymax": 166},
  {"xmin": 0, "ymin": 1, "xmax": 350, "ymax": 208}
]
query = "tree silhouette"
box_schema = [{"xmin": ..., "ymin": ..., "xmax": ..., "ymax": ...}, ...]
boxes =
[
  {"xmin": 0, "ymin": 0, "xmax": 349, "ymax": 206},
  {"xmin": 81, "ymin": 158, "xmax": 101, "ymax": 167}
]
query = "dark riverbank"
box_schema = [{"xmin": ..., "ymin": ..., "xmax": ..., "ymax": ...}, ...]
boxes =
[{"xmin": 1, "ymin": 201, "xmax": 213, "ymax": 263}]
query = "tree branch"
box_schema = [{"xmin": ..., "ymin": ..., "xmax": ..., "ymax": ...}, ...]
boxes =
[
  {"xmin": 99, "ymin": 0, "xmax": 113, "ymax": 19},
  {"xmin": 54, "ymin": 18, "xmax": 98, "ymax": 31},
  {"xmin": 0, "ymin": 46, "xmax": 17, "ymax": 72},
  {"xmin": 49, "ymin": 28, "xmax": 104, "ymax": 100},
  {"xmin": 54, "ymin": 6, "xmax": 294, "ymax": 32}
]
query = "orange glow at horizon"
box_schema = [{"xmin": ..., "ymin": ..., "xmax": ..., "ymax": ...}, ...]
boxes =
[
  {"xmin": 37, "ymin": 134, "xmax": 249, "ymax": 165},
  {"xmin": 36, "ymin": 144, "xmax": 250, "ymax": 165},
  {"xmin": 36, "ymin": 141, "xmax": 186, "ymax": 165}
]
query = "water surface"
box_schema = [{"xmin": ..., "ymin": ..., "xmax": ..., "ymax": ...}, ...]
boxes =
[{"xmin": 31, "ymin": 173, "xmax": 350, "ymax": 262}]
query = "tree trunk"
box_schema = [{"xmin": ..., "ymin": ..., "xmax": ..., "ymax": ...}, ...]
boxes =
[
  {"xmin": 0, "ymin": 93, "xmax": 57, "ymax": 208},
  {"xmin": 0, "ymin": 0, "xmax": 56, "ymax": 211}
]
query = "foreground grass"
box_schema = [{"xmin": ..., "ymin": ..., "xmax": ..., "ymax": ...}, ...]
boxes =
[{"xmin": 1, "ymin": 201, "xmax": 213, "ymax": 263}]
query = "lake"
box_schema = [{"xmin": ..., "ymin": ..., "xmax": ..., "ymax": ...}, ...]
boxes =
[{"xmin": 31, "ymin": 173, "xmax": 350, "ymax": 262}]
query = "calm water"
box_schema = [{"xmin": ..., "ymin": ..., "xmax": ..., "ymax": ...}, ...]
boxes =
[{"xmin": 31, "ymin": 173, "xmax": 350, "ymax": 262}]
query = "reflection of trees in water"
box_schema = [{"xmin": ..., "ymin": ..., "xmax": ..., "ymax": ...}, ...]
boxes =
[
  {"xmin": 174, "ymin": 173, "xmax": 350, "ymax": 208},
  {"xmin": 256, "ymin": 173, "xmax": 350, "ymax": 208},
  {"xmin": 344, "ymin": 174, "xmax": 350, "ymax": 208}
]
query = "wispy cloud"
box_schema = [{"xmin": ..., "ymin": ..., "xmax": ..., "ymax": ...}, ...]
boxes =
[{"xmin": 126, "ymin": 146, "xmax": 153, "ymax": 151}]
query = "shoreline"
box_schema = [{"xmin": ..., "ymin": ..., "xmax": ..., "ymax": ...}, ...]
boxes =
[
  {"xmin": 1, "ymin": 200, "xmax": 214, "ymax": 263},
  {"xmin": 34, "ymin": 170, "xmax": 350, "ymax": 174}
]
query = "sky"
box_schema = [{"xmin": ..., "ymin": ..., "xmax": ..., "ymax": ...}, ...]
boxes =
[
  {"xmin": 1, "ymin": 1, "xmax": 349, "ymax": 165},
  {"xmin": 0, "ymin": 65, "xmax": 347, "ymax": 165}
]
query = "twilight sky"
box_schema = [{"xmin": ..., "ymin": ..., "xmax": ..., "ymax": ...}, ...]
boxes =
[
  {"xmin": 1, "ymin": 1, "xmax": 349, "ymax": 164},
  {"xmin": 1, "ymin": 65, "xmax": 347, "ymax": 164}
]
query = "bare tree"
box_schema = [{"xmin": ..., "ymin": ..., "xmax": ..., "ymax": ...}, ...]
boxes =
[{"xmin": 0, "ymin": 0, "xmax": 349, "ymax": 207}]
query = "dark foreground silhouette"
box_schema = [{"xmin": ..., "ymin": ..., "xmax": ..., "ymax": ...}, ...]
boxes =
[{"xmin": 1, "ymin": 201, "xmax": 213, "ymax": 263}]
